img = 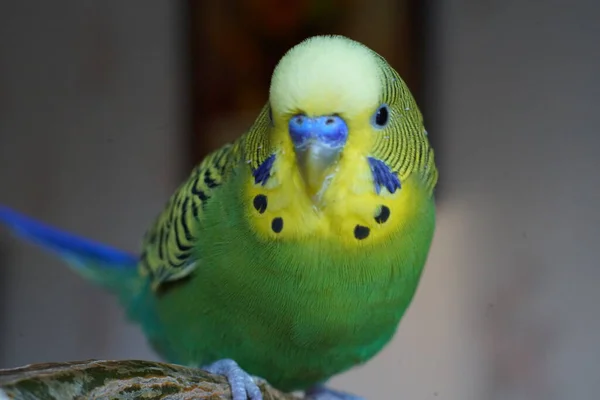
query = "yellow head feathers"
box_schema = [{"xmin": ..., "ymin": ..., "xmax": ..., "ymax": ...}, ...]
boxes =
[
  {"xmin": 269, "ymin": 35, "xmax": 383, "ymax": 118},
  {"xmin": 262, "ymin": 34, "xmax": 436, "ymax": 201},
  {"xmin": 242, "ymin": 34, "xmax": 437, "ymax": 244}
]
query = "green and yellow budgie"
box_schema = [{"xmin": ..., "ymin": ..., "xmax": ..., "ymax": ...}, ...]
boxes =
[{"xmin": 0, "ymin": 35, "xmax": 437, "ymax": 400}]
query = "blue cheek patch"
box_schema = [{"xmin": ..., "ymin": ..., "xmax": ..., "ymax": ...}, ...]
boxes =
[
  {"xmin": 368, "ymin": 157, "xmax": 401, "ymax": 194},
  {"xmin": 252, "ymin": 154, "xmax": 276, "ymax": 186}
]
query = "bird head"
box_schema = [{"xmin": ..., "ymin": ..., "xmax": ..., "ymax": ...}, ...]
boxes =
[{"xmin": 263, "ymin": 35, "xmax": 436, "ymax": 207}]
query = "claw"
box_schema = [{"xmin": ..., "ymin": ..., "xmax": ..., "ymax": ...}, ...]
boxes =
[
  {"xmin": 306, "ymin": 385, "xmax": 365, "ymax": 400},
  {"xmin": 203, "ymin": 359, "xmax": 263, "ymax": 400}
]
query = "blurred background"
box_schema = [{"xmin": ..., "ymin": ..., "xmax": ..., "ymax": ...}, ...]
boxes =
[{"xmin": 0, "ymin": 1, "xmax": 599, "ymax": 399}]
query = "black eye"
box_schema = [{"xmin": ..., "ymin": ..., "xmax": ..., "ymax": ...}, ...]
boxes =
[
  {"xmin": 372, "ymin": 105, "xmax": 389, "ymax": 128},
  {"xmin": 268, "ymin": 107, "xmax": 274, "ymax": 126}
]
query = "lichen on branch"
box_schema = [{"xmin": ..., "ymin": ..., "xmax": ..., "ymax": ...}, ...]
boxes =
[{"xmin": 0, "ymin": 359, "xmax": 300, "ymax": 400}]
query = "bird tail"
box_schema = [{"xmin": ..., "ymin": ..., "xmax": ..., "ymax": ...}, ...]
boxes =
[{"xmin": 0, "ymin": 205, "xmax": 141, "ymax": 301}]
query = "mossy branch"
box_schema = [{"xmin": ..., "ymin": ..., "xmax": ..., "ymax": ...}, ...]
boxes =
[{"xmin": 0, "ymin": 359, "xmax": 300, "ymax": 400}]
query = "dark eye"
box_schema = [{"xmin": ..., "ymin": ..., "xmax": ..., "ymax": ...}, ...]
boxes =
[
  {"xmin": 372, "ymin": 105, "xmax": 389, "ymax": 128},
  {"xmin": 268, "ymin": 107, "xmax": 274, "ymax": 126}
]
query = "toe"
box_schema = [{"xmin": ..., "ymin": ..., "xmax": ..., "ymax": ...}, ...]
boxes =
[
  {"xmin": 245, "ymin": 375, "xmax": 263, "ymax": 400},
  {"xmin": 202, "ymin": 358, "xmax": 263, "ymax": 400}
]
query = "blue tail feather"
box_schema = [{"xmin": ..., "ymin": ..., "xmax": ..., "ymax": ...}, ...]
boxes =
[{"xmin": 0, "ymin": 205, "xmax": 139, "ymax": 268}]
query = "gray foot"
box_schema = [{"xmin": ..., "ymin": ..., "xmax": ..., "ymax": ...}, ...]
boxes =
[
  {"xmin": 306, "ymin": 385, "xmax": 365, "ymax": 400},
  {"xmin": 203, "ymin": 358, "xmax": 263, "ymax": 400}
]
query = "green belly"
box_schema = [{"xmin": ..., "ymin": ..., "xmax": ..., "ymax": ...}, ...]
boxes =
[
  {"xmin": 146, "ymin": 225, "xmax": 431, "ymax": 390},
  {"xmin": 135, "ymin": 172, "xmax": 435, "ymax": 391}
]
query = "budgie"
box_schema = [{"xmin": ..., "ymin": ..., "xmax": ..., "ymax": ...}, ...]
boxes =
[{"xmin": 0, "ymin": 35, "xmax": 438, "ymax": 400}]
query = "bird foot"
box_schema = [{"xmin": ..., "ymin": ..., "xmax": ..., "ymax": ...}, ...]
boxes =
[
  {"xmin": 306, "ymin": 385, "xmax": 365, "ymax": 400},
  {"xmin": 203, "ymin": 358, "xmax": 263, "ymax": 400}
]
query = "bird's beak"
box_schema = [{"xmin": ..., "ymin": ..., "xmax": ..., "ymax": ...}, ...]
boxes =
[{"xmin": 288, "ymin": 114, "xmax": 349, "ymax": 199}]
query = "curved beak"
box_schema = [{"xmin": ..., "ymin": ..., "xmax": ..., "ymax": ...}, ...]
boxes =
[{"xmin": 288, "ymin": 114, "xmax": 348, "ymax": 199}]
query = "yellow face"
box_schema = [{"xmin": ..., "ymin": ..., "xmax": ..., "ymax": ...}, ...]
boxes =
[
  {"xmin": 268, "ymin": 35, "xmax": 384, "ymax": 201},
  {"xmin": 243, "ymin": 35, "xmax": 437, "ymax": 246}
]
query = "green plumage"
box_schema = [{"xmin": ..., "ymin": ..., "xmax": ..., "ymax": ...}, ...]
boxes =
[
  {"xmin": 129, "ymin": 163, "xmax": 435, "ymax": 391},
  {"xmin": 0, "ymin": 35, "xmax": 438, "ymax": 398}
]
